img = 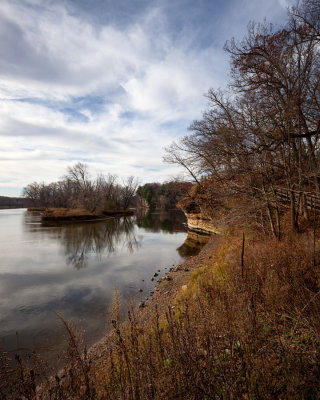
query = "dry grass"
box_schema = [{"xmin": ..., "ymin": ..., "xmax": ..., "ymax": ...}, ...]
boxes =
[
  {"xmin": 42, "ymin": 207, "xmax": 101, "ymax": 218},
  {"xmin": 1, "ymin": 231, "xmax": 320, "ymax": 399},
  {"xmin": 40, "ymin": 208, "xmax": 134, "ymax": 222}
]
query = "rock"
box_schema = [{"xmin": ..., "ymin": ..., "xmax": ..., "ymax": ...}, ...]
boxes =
[
  {"xmin": 182, "ymin": 285, "xmax": 188, "ymax": 291},
  {"xmin": 166, "ymin": 276, "xmax": 173, "ymax": 281},
  {"xmin": 150, "ymin": 291, "xmax": 154, "ymax": 295},
  {"xmin": 169, "ymin": 267, "xmax": 174, "ymax": 272},
  {"xmin": 184, "ymin": 268, "xmax": 189, "ymax": 272},
  {"xmin": 153, "ymin": 272, "xmax": 159, "ymax": 277},
  {"xmin": 139, "ymin": 301, "xmax": 145, "ymax": 308},
  {"xmin": 138, "ymin": 288, "xmax": 143, "ymax": 292},
  {"xmin": 151, "ymin": 277, "xmax": 154, "ymax": 281}
]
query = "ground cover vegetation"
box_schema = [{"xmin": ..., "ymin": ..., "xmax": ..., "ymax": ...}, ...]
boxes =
[
  {"xmin": 1, "ymin": 1, "xmax": 320, "ymax": 398},
  {"xmin": 1, "ymin": 229, "xmax": 319, "ymax": 399}
]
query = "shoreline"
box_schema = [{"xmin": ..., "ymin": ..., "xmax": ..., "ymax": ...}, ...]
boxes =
[
  {"xmin": 7, "ymin": 219, "xmax": 319, "ymax": 397},
  {"xmin": 89, "ymin": 233, "xmax": 216, "ymax": 361},
  {"xmin": 28, "ymin": 207, "xmax": 135, "ymax": 224}
]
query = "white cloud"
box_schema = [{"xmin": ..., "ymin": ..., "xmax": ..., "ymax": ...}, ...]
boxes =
[
  {"xmin": 0, "ymin": 98, "xmax": 186, "ymax": 190},
  {"xmin": 0, "ymin": 0, "xmax": 290, "ymax": 195},
  {"xmin": 277, "ymin": 0, "xmax": 289, "ymax": 9},
  {"xmin": 0, "ymin": 1, "xmax": 154, "ymax": 99}
]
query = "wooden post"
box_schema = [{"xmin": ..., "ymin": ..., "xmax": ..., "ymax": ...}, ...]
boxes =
[{"xmin": 241, "ymin": 232, "xmax": 245, "ymax": 280}]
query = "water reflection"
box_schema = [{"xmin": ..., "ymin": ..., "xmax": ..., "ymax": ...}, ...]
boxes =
[
  {"xmin": 177, "ymin": 230, "xmax": 210, "ymax": 257},
  {"xmin": 63, "ymin": 217, "xmax": 140, "ymax": 269},
  {"xmin": 136, "ymin": 209, "xmax": 187, "ymax": 233},
  {"xmin": 23, "ymin": 210, "xmax": 206, "ymax": 269},
  {"xmin": 0, "ymin": 209, "xmax": 207, "ymax": 360},
  {"xmin": 23, "ymin": 211, "xmax": 187, "ymax": 270}
]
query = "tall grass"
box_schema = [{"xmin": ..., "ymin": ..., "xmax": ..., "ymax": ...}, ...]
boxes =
[{"xmin": 1, "ymin": 232, "xmax": 320, "ymax": 399}]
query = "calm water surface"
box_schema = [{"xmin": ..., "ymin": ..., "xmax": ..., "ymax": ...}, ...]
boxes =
[{"xmin": 0, "ymin": 208, "xmax": 198, "ymax": 358}]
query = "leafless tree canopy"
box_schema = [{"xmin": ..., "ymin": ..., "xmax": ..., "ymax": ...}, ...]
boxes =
[
  {"xmin": 164, "ymin": 0, "xmax": 320, "ymax": 236},
  {"xmin": 23, "ymin": 163, "xmax": 138, "ymax": 211}
]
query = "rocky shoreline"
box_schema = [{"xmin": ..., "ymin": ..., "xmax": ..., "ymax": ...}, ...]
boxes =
[
  {"xmin": 184, "ymin": 212, "xmax": 220, "ymax": 234},
  {"xmin": 89, "ymin": 233, "xmax": 217, "ymax": 362}
]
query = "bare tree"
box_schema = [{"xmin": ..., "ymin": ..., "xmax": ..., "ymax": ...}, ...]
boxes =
[
  {"xmin": 23, "ymin": 182, "xmax": 42, "ymax": 206},
  {"xmin": 23, "ymin": 164, "xmax": 139, "ymax": 213},
  {"xmin": 164, "ymin": 3, "xmax": 320, "ymax": 235},
  {"xmin": 120, "ymin": 176, "xmax": 139, "ymax": 210}
]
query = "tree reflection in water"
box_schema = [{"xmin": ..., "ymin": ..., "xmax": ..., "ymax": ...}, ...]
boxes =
[
  {"xmin": 62, "ymin": 217, "xmax": 139, "ymax": 269},
  {"xmin": 11, "ymin": 209, "xmax": 195, "ymax": 360},
  {"xmin": 23, "ymin": 210, "xmax": 189, "ymax": 270},
  {"xmin": 136, "ymin": 209, "xmax": 187, "ymax": 233}
]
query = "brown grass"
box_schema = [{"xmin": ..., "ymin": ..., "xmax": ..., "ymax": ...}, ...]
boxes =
[
  {"xmin": 42, "ymin": 207, "xmax": 100, "ymax": 217},
  {"xmin": 1, "ymin": 230, "xmax": 320, "ymax": 399},
  {"xmin": 40, "ymin": 208, "xmax": 134, "ymax": 222}
]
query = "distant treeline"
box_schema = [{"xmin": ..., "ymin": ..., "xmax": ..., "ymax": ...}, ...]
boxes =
[
  {"xmin": 23, "ymin": 163, "xmax": 193, "ymax": 212},
  {"xmin": 0, "ymin": 196, "xmax": 31, "ymax": 209},
  {"xmin": 136, "ymin": 181, "xmax": 192, "ymax": 210},
  {"xmin": 23, "ymin": 162, "xmax": 138, "ymax": 211}
]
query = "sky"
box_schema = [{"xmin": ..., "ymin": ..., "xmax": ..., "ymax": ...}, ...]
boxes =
[{"xmin": 0, "ymin": 0, "xmax": 295, "ymax": 197}]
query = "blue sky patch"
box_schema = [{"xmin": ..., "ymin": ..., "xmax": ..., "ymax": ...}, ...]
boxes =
[{"xmin": 0, "ymin": 0, "xmax": 293, "ymax": 196}]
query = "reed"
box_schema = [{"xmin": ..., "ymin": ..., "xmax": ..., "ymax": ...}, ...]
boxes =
[{"xmin": 1, "ymin": 231, "xmax": 320, "ymax": 399}]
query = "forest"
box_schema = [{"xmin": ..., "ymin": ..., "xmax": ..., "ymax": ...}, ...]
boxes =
[
  {"xmin": 23, "ymin": 162, "xmax": 138, "ymax": 212},
  {"xmin": 136, "ymin": 181, "xmax": 192, "ymax": 210},
  {"xmin": 0, "ymin": 196, "xmax": 30, "ymax": 209}
]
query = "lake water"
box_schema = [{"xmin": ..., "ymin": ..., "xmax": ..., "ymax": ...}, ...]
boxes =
[{"xmin": 0, "ymin": 208, "xmax": 200, "ymax": 360}]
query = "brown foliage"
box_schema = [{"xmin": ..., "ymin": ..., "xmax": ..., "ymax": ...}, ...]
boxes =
[
  {"xmin": 2, "ymin": 231, "xmax": 320, "ymax": 399},
  {"xmin": 164, "ymin": 1, "xmax": 320, "ymax": 235}
]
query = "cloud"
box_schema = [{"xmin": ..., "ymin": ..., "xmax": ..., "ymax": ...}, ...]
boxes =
[
  {"xmin": 0, "ymin": 1, "xmax": 141, "ymax": 100},
  {"xmin": 0, "ymin": 0, "xmax": 290, "ymax": 196},
  {"xmin": 277, "ymin": 0, "xmax": 289, "ymax": 9}
]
